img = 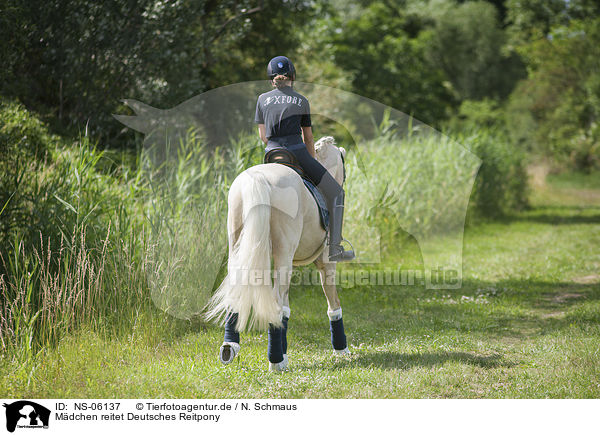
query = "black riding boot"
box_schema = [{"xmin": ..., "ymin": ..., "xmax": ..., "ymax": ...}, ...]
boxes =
[
  {"xmin": 328, "ymin": 191, "xmax": 355, "ymax": 261},
  {"xmin": 317, "ymin": 172, "xmax": 355, "ymax": 262}
]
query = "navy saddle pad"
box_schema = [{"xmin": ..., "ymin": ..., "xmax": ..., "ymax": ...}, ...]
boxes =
[{"xmin": 302, "ymin": 177, "xmax": 329, "ymax": 230}]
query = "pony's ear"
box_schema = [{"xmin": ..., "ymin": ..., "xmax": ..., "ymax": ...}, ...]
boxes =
[{"xmin": 339, "ymin": 146, "xmax": 347, "ymax": 159}]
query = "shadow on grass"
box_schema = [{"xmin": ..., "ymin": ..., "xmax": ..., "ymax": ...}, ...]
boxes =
[
  {"xmin": 284, "ymin": 277, "xmax": 600, "ymax": 352},
  {"xmin": 307, "ymin": 351, "xmax": 514, "ymax": 371},
  {"xmin": 463, "ymin": 278, "xmax": 600, "ymax": 312},
  {"xmin": 509, "ymin": 213, "xmax": 600, "ymax": 225},
  {"xmin": 498, "ymin": 204, "xmax": 600, "ymax": 225}
]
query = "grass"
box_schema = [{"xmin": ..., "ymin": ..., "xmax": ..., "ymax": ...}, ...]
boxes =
[
  {"xmin": 530, "ymin": 168, "xmax": 600, "ymax": 208},
  {"xmin": 1, "ymin": 171, "xmax": 598, "ymax": 398},
  {"xmin": 546, "ymin": 171, "xmax": 600, "ymax": 190}
]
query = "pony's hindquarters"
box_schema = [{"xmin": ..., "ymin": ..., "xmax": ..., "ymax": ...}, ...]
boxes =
[{"xmin": 206, "ymin": 170, "xmax": 281, "ymax": 331}]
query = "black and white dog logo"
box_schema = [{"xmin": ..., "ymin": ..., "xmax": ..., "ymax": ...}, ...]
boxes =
[{"xmin": 3, "ymin": 401, "xmax": 50, "ymax": 432}]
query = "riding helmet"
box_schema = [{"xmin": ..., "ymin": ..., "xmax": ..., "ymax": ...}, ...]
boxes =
[{"xmin": 267, "ymin": 56, "xmax": 296, "ymax": 80}]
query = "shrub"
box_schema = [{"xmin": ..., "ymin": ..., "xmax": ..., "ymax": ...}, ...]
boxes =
[
  {"xmin": 0, "ymin": 99, "xmax": 54, "ymax": 241},
  {"xmin": 0, "ymin": 101, "xmax": 146, "ymax": 351},
  {"xmin": 458, "ymin": 128, "xmax": 529, "ymax": 218},
  {"xmin": 0, "ymin": 115, "xmax": 260, "ymax": 351}
]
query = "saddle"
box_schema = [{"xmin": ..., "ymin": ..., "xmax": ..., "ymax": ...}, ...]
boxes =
[
  {"xmin": 264, "ymin": 148, "xmax": 329, "ymax": 230},
  {"xmin": 264, "ymin": 148, "xmax": 305, "ymax": 177}
]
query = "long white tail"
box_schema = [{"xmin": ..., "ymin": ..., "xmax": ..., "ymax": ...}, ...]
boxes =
[{"xmin": 206, "ymin": 171, "xmax": 281, "ymax": 331}]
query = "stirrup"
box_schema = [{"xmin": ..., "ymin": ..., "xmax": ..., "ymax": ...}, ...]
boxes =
[{"xmin": 329, "ymin": 239, "xmax": 355, "ymax": 262}]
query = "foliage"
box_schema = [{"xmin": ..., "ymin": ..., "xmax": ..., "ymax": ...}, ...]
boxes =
[
  {"xmin": 1, "ymin": 0, "xmax": 599, "ymax": 171},
  {"xmin": 346, "ymin": 128, "xmax": 478, "ymax": 238},
  {"xmin": 506, "ymin": 17, "xmax": 600, "ymax": 170},
  {"xmin": 0, "ymin": 96, "xmax": 272, "ymax": 351},
  {"xmin": 459, "ymin": 128, "xmax": 529, "ymax": 218},
  {"xmin": 427, "ymin": 1, "xmax": 525, "ymax": 101},
  {"xmin": 345, "ymin": 123, "xmax": 527, "ymax": 263},
  {"xmin": 0, "ymin": 99, "xmax": 53, "ymax": 245},
  {"xmin": 0, "ymin": 0, "xmax": 313, "ymax": 143},
  {"xmin": 330, "ymin": 1, "xmax": 456, "ymax": 124},
  {"xmin": 0, "ymin": 101, "xmax": 145, "ymax": 351},
  {"xmin": 445, "ymin": 99, "xmax": 506, "ymax": 131},
  {"xmin": 0, "ymin": 99, "xmax": 135, "ymax": 263},
  {"xmin": 505, "ymin": 0, "xmax": 568, "ymax": 45},
  {"xmin": 442, "ymin": 103, "xmax": 529, "ymax": 218}
]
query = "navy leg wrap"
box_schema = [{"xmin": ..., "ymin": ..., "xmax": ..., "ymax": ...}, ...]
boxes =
[
  {"xmin": 330, "ymin": 318, "xmax": 347, "ymax": 350},
  {"xmin": 268, "ymin": 324, "xmax": 284, "ymax": 364},
  {"xmin": 223, "ymin": 312, "xmax": 240, "ymax": 343},
  {"xmin": 282, "ymin": 316, "xmax": 289, "ymax": 355}
]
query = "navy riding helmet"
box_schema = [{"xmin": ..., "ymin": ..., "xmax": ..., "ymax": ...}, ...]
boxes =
[{"xmin": 267, "ymin": 56, "xmax": 296, "ymax": 80}]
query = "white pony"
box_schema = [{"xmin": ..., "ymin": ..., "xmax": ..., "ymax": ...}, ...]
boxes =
[{"xmin": 206, "ymin": 136, "xmax": 350, "ymax": 371}]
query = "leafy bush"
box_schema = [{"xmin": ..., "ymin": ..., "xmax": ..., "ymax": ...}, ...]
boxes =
[
  {"xmin": 0, "ymin": 99, "xmax": 54, "ymax": 236},
  {"xmin": 457, "ymin": 128, "xmax": 529, "ymax": 218},
  {"xmin": 0, "ymin": 101, "xmax": 147, "ymax": 351},
  {"xmin": 443, "ymin": 101, "xmax": 530, "ymax": 219},
  {"xmin": 505, "ymin": 17, "xmax": 600, "ymax": 171},
  {"xmin": 0, "ymin": 99, "xmax": 134, "ymax": 260},
  {"xmin": 0, "ymin": 105, "xmax": 262, "ymax": 351}
]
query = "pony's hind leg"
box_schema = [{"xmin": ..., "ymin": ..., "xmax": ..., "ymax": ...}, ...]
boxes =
[
  {"xmin": 219, "ymin": 197, "xmax": 243, "ymax": 365},
  {"xmin": 314, "ymin": 256, "xmax": 350, "ymax": 355},
  {"xmin": 220, "ymin": 312, "xmax": 241, "ymax": 365},
  {"xmin": 281, "ymin": 306, "xmax": 290, "ymax": 357},
  {"xmin": 268, "ymin": 260, "xmax": 293, "ymax": 371}
]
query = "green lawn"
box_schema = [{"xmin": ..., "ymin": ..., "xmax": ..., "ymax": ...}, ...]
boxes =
[{"xmin": 1, "ymin": 174, "xmax": 599, "ymax": 398}]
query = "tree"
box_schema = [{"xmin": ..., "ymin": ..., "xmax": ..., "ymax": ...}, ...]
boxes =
[
  {"xmin": 506, "ymin": 17, "xmax": 600, "ymax": 169},
  {"xmin": 427, "ymin": 1, "xmax": 525, "ymax": 101},
  {"xmin": 0, "ymin": 0, "xmax": 313, "ymax": 145},
  {"xmin": 330, "ymin": 1, "xmax": 455, "ymax": 124},
  {"xmin": 505, "ymin": 0, "xmax": 567, "ymax": 45}
]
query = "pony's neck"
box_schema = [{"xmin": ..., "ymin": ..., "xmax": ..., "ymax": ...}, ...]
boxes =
[{"xmin": 315, "ymin": 143, "xmax": 343, "ymax": 185}]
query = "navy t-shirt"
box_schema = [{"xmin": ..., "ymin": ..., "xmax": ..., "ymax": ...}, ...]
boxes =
[{"xmin": 254, "ymin": 86, "xmax": 311, "ymax": 139}]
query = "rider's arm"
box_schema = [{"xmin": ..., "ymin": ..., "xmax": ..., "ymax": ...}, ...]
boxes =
[
  {"xmin": 302, "ymin": 126, "xmax": 315, "ymax": 158},
  {"xmin": 258, "ymin": 124, "xmax": 267, "ymax": 145}
]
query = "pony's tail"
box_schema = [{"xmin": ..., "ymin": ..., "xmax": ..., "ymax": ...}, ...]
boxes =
[{"xmin": 205, "ymin": 172, "xmax": 281, "ymax": 331}]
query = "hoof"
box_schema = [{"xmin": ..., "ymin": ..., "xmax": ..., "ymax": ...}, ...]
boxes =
[
  {"xmin": 268, "ymin": 354, "xmax": 288, "ymax": 372},
  {"xmin": 220, "ymin": 342, "xmax": 241, "ymax": 365},
  {"xmin": 333, "ymin": 347, "xmax": 350, "ymax": 356}
]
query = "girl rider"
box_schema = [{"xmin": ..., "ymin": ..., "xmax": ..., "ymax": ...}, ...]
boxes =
[{"xmin": 255, "ymin": 55, "xmax": 354, "ymax": 262}]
